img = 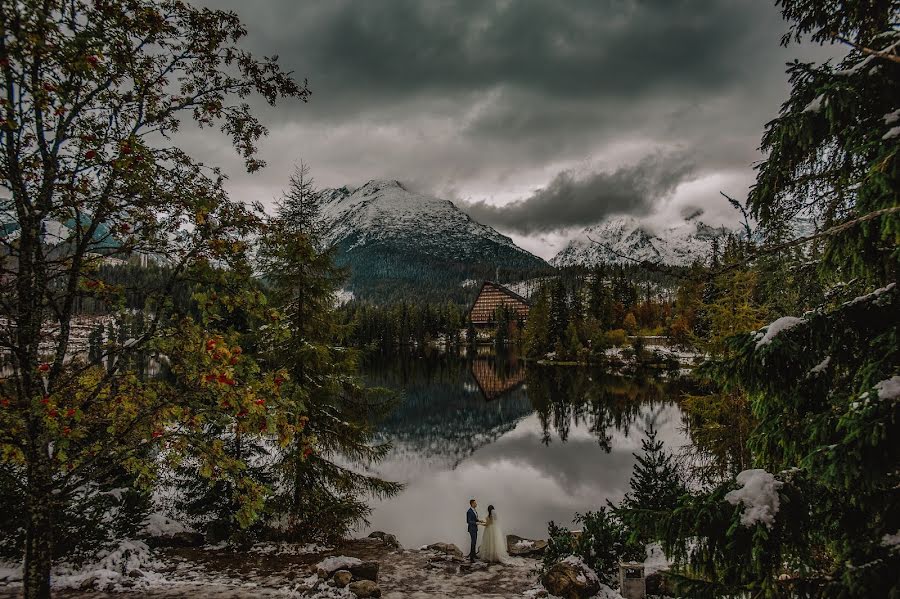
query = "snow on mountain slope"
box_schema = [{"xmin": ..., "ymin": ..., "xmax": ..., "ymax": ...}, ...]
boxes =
[
  {"xmin": 552, "ymin": 214, "xmax": 730, "ymax": 267},
  {"xmin": 318, "ymin": 180, "xmax": 549, "ymax": 302},
  {"xmin": 320, "ymin": 179, "xmax": 537, "ymax": 260}
]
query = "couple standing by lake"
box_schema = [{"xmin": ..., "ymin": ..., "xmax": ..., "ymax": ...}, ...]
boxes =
[{"xmin": 466, "ymin": 498, "xmax": 509, "ymax": 564}]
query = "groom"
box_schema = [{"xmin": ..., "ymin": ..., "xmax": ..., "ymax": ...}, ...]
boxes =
[{"xmin": 466, "ymin": 498, "xmax": 484, "ymax": 562}]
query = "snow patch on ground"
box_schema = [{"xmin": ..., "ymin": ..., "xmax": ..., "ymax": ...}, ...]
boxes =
[
  {"xmin": 755, "ymin": 316, "xmax": 804, "ymax": 348},
  {"xmin": 143, "ymin": 512, "xmax": 194, "ymax": 537},
  {"xmin": 643, "ymin": 542, "xmax": 669, "ymax": 576},
  {"xmin": 725, "ymin": 469, "xmax": 783, "ymax": 529}
]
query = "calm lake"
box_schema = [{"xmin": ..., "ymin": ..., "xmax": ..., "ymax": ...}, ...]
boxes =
[{"xmin": 356, "ymin": 349, "xmax": 693, "ymax": 550}]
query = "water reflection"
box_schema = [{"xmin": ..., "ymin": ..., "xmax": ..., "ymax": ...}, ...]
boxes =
[{"xmin": 359, "ymin": 350, "xmax": 690, "ymax": 550}]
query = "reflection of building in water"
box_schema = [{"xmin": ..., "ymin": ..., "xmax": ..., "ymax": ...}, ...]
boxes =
[{"xmin": 470, "ymin": 358, "xmax": 526, "ymax": 401}]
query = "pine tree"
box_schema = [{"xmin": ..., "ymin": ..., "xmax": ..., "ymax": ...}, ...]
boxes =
[
  {"xmin": 523, "ymin": 287, "xmax": 552, "ymax": 358},
  {"xmin": 549, "ymin": 278, "xmax": 569, "ymax": 344},
  {"xmin": 619, "ymin": 427, "xmax": 686, "ymax": 514},
  {"xmin": 626, "ymin": 2, "xmax": 900, "ymax": 596},
  {"xmin": 257, "ymin": 163, "xmax": 402, "ymax": 543}
]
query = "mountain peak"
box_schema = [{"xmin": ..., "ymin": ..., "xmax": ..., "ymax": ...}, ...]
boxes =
[
  {"xmin": 552, "ymin": 215, "xmax": 732, "ymax": 267},
  {"xmin": 318, "ymin": 180, "xmax": 548, "ymax": 303},
  {"xmin": 358, "ymin": 178, "xmax": 406, "ymax": 193}
]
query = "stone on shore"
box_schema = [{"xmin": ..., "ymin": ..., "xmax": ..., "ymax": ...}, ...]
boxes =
[
  {"xmin": 507, "ymin": 534, "xmax": 548, "ymax": 556},
  {"xmin": 425, "ymin": 542, "xmax": 463, "ymax": 557},
  {"xmin": 540, "ymin": 557, "xmax": 600, "ymax": 599},
  {"xmin": 349, "ymin": 560, "xmax": 380, "ymax": 582},
  {"xmin": 333, "ymin": 570, "xmax": 352, "ymax": 588},
  {"xmin": 368, "ymin": 531, "xmax": 401, "ymax": 549},
  {"xmin": 349, "ymin": 579, "xmax": 381, "ymax": 598}
]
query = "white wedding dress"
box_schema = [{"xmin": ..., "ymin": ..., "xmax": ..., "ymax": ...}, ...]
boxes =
[{"xmin": 478, "ymin": 511, "xmax": 510, "ymax": 563}]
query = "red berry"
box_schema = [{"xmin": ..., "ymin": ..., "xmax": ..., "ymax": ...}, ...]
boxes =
[
  {"xmin": 62, "ymin": 426, "xmax": 71, "ymax": 436},
  {"xmin": 41, "ymin": 396, "xmax": 50, "ymax": 405},
  {"xmin": 85, "ymin": 150, "xmax": 96, "ymax": 160},
  {"xmin": 0, "ymin": 399, "xmax": 9, "ymax": 408},
  {"xmin": 151, "ymin": 429, "xmax": 163, "ymax": 438},
  {"xmin": 48, "ymin": 408, "xmax": 58, "ymax": 417},
  {"xmin": 38, "ymin": 363, "xmax": 50, "ymax": 373},
  {"xmin": 66, "ymin": 408, "xmax": 76, "ymax": 417},
  {"xmin": 236, "ymin": 410, "xmax": 247, "ymax": 418},
  {"xmin": 303, "ymin": 446, "xmax": 314, "ymax": 457},
  {"xmin": 230, "ymin": 357, "xmax": 238, "ymax": 365},
  {"xmin": 254, "ymin": 399, "xmax": 265, "ymax": 406},
  {"xmin": 205, "ymin": 373, "xmax": 217, "ymax": 383}
]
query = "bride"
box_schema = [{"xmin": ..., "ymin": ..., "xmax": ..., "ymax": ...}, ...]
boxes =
[{"xmin": 478, "ymin": 505, "xmax": 510, "ymax": 563}]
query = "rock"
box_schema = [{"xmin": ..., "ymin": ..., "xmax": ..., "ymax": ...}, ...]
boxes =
[
  {"xmin": 507, "ymin": 534, "xmax": 548, "ymax": 556},
  {"xmin": 333, "ymin": 570, "xmax": 352, "ymax": 588},
  {"xmin": 368, "ymin": 530, "xmax": 401, "ymax": 548},
  {"xmin": 425, "ymin": 542, "xmax": 463, "ymax": 557},
  {"xmin": 349, "ymin": 560, "xmax": 379, "ymax": 582},
  {"xmin": 127, "ymin": 569, "xmax": 144, "ymax": 579},
  {"xmin": 540, "ymin": 559, "xmax": 600, "ymax": 599},
  {"xmin": 145, "ymin": 531, "xmax": 205, "ymax": 548},
  {"xmin": 349, "ymin": 579, "xmax": 381, "ymax": 598}
]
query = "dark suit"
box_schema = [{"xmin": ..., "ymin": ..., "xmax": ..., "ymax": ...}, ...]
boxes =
[{"xmin": 466, "ymin": 506, "xmax": 478, "ymax": 561}]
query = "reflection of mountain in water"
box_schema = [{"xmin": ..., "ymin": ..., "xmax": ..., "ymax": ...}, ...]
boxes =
[{"xmin": 364, "ymin": 353, "xmax": 534, "ymax": 475}]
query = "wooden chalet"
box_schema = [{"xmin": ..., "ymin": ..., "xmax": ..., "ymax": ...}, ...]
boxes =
[{"xmin": 467, "ymin": 281, "xmax": 530, "ymax": 327}]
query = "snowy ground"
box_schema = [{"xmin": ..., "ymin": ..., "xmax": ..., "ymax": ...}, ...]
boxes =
[{"xmin": 0, "ymin": 538, "xmax": 543, "ymax": 598}]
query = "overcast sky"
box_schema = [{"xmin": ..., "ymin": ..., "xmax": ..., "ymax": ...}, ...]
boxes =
[{"xmin": 193, "ymin": 0, "xmax": 839, "ymax": 259}]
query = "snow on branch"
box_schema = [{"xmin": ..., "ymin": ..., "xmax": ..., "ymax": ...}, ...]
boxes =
[{"xmin": 725, "ymin": 469, "xmax": 783, "ymax": 529}]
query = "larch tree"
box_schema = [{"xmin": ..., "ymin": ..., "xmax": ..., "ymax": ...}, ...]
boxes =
[{"xmin": 0, "ymin": 1, "xmax": 307, "ymax": 596}]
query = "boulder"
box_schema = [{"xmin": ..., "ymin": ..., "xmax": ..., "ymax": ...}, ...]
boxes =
[
  {"xmin": 349, "ymin": 580, "xmax": 381, "ymax": 598},
  {"xmin": 349, "ymin": 560, "xmax": 379, "ymax": 582},
  {"xmin": 507, "ymin": 534, "xmax": 548, "ymax": 557},
  {"xmin": 368, "ymin": 531, "xmax": 401, "ymax": 549},
  {"xmin": 316, "ymin": 555, "xmax": 363, "ymax": 578},
  {"xmin": 425, "ymin": 542, "xmax": 463, "ymax": 557},
  {"xmin": 145, "ymin": 531, "xmax": 205, "ymax": 548},
  {"xmin": 333, "ymin": 570, "xmax": 352, "ymax": 588},
  {"xmin": 540, "ymin": 558, "xmax": 600, "ymax": 599}
]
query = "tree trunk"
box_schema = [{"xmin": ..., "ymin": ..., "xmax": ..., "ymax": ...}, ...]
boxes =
[{"xmin": 23, "ymin": 458, "xmax": 53, "ymax": 599}]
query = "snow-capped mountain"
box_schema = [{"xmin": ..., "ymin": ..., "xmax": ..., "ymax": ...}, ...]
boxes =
[
  {"xmin": 551, "ymin": 214, "xmax": 731, "ymax": 267},
  {"xmin": 319, "ymin": 179, "xmax": 549, "ymax": 302}
]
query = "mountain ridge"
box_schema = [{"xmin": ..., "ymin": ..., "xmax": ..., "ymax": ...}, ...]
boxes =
[{"xmin": 318, "ymin": 179, "xmax": 550, "ymax": 303}]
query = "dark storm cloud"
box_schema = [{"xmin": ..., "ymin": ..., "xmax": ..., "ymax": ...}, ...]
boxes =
[
  {"xmin": 460, "ymin": 153, "xmax": 695, "ymax": 234},
  {"xmin": 191, "ymin": 0, "xmax": 839, "ymax": 256}
]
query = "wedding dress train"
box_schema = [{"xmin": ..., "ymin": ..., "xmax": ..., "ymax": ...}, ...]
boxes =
[{"xmin": 478, "ymin": 511, "xmax": 510, "ymax": 563}]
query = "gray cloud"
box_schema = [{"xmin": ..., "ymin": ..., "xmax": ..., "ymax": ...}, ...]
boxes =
[
  {"xmin": 187, "ymin": 0, "xmax": 840, "ymax": 256},
  {"xmin": 460, "ymin": 153, "xmax": 695, "ymax": 234}
]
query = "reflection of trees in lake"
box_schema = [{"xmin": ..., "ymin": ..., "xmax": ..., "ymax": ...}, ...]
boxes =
[
  {"xmin": 363, "ymin": 351, "xmax": 533, "ymax": 469},
  {"xmin": 363, "ymin": 351, "xmax": 687, "ymax": 466},
  {"xmin": 526, "ymin": 366, "xmax": 681, "ymax": 450}
]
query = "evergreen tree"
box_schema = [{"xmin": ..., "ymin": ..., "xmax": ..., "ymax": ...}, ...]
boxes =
[
  {"xmin": 257, "ymin": 164, "xmax": 401, "ymax": 543},
  {"xmin": 626, "ymin": 2, "xmax": 900, "ymax": 596},
  {"xmin": 549, "ymin": 278, "xmax": 570, "ymax": 344},
  {"xmin": 619, "ymin": 427, "xmax": 686, "ymax": 514},
  {"xmin": 523, "ymin": 287, "xmax": 552, "ymax": 358}
]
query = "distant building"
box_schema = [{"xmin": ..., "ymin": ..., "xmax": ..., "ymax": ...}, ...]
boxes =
[{"xmin": 467, "ymin": 281, "xmax": 530, "ymax": 327}]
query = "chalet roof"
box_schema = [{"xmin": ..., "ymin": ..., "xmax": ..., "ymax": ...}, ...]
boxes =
[
  {"xmin": 466, "ymin": 280, "xmax": 531, "ymax": 325},
  {"xmin": 475, "ymin": 281, "xmax": 531, "ymax": 306}
]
